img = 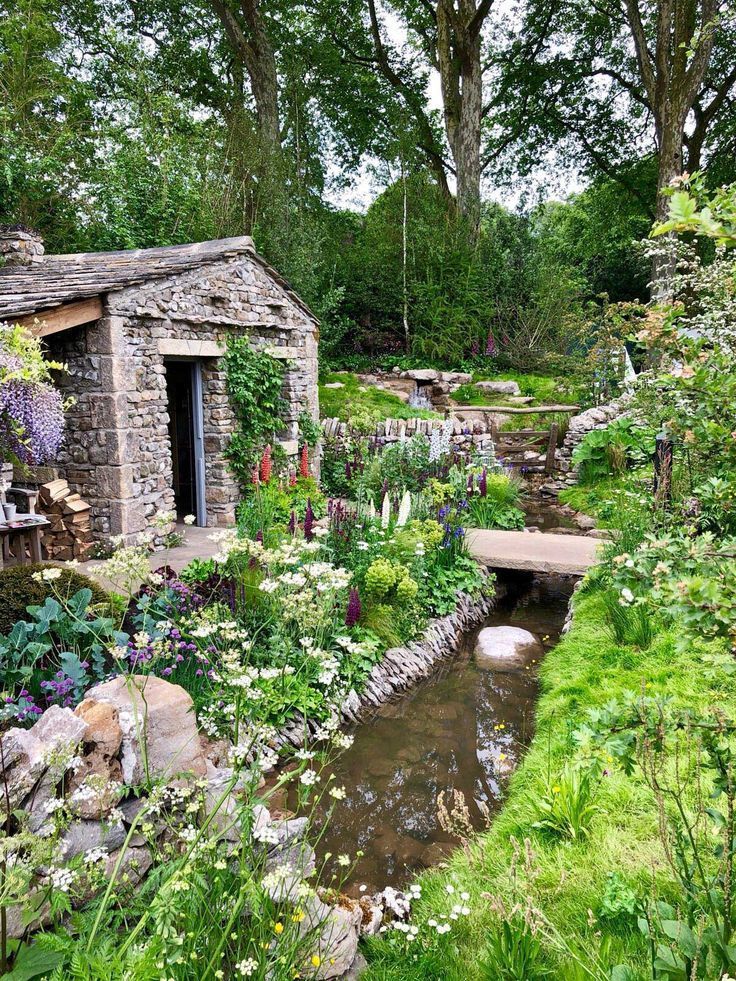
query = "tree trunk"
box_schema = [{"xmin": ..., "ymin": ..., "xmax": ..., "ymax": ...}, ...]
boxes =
[
  {"xmin": 210, "ymin": 0, "xmax": 280, "ymax": 159},
  {"xmin": 436, "ymin": 0, "xmax": 487, "ymax": 238},
  {"xmin": 454, "ymin": 36, "xmax": 483, "ymax": 235},
  {"xmin": 651, "ymin": 112, "xmax": 684, "ymax": 300}
]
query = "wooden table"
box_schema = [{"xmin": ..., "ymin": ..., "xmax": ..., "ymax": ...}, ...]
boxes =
[{"xmin": 0, "ymin": 518, "xmax": 50, "ymax": 568}]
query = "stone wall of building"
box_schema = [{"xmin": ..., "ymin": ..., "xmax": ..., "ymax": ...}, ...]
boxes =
[{"xmin": 46, "ymin": 254, "xmax": 319, "ymax": 542}]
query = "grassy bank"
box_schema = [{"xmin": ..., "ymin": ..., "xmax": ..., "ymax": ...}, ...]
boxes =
[
  {"xmin": 319, "ymin": 371, "xmax": 439, "ymax": 421},
  {"xmin": 362, "ymin": 585, "xmax": 730, "ymax": 980}
]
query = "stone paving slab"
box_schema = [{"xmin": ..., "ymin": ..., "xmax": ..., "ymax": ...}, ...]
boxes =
[
  {"xmin": 467, "ymin": 529, "xmax": 600, "ymax": 576},
  {"xmin": 73, "ymin": 525, "xmax": 223, "ymax": 593}
]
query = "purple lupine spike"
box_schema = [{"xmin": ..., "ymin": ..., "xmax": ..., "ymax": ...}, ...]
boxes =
[
  {"xmin": 255, "ymin": 529, "xmax": 264, "ymax": 543},
  {"xmin": 304, "ymin": 497, "xmax": 314, "ymax": 540},
  {"xmin": 288, "ymin": 510, "xmax": 297, "ymax": 535},
  {"xmin": 345, "ymin": 460, "xmax": 352, "ymax": 481},
  {"xmin": 345, "ymin": 587, "xmax": 361, "ymax": 627},
  {"xmin": 485, "ymin": 330, "xmax": 496, "ymax": 356},
  {"xmin": 479, "ymin": 468, "xmax": 488, "ymax": 497},
  {"xmin": 467, "ymin": 471, "xmax": 474, "ymax": 494}
]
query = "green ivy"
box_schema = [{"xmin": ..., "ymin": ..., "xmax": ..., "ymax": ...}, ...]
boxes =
[{"xmin": 224, "ymin": 338, "xmax": 286, "ymax": 486}]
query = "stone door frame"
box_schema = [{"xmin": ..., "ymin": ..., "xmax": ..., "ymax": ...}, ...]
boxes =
[{"xmin": 164, "ymin": 357, "xmax": 207, "ymax": 527}]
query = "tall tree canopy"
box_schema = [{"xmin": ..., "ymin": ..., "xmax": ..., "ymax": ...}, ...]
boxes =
[{"xmin": 489, "ymin": 0, "xmax": 736, "ymax": 267}]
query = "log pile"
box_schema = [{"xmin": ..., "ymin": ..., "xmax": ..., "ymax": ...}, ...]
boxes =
[{"xmin": 39, "ymin": 479, "xmax": 94, "ymax": 561}]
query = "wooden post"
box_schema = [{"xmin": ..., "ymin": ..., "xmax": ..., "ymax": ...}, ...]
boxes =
[
  {"xmin": 654, "ymin": 432, "xmax": 673, "ymax": 507},
  {"xmin": 545, "ymin": 423, "xmax": 559, "ymax": 474}
]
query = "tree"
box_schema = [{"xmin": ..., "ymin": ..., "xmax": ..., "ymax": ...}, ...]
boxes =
[
  {"xmin": 321, "ymin": 0, "xmax": 496, "ymax": 235},
  {"xmin": 489, "ymin": 0, "xmax": 736, "ymax": 292},
  {"xmin": 208, "ymin": 0, "xmax": 280, "ymax": 154}
]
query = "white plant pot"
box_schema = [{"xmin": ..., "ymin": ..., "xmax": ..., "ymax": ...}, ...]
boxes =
[{"xmin": 2, "ymin": 503, "xmax": 17, "ymax": 521}]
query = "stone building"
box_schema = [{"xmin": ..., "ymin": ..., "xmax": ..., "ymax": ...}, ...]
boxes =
[{"xmin": 0, "ymin": 228, "xmax": 319, "ymax": 542}]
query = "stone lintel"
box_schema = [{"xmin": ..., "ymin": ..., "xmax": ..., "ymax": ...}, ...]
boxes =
[{"xmin": 157, "ymin": 338, "xmax": 226, "ymax": 358}]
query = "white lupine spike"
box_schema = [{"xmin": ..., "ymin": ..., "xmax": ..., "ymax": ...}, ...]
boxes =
[
  {"xmin": 428, "ymin": 426, "xmax": 442, "ymax": 463},
  {"xmin": 441, "ymin": 418, "xmax": 454, "ymax": 455},
  {"xmin": 397, "ymin": 490, "xmax": 411, "ymax": 527},
  {"xmin": 381, "ymin": 493, "xmax": 391, "ymax": 529},
  {"xmin": 368, "ymin": 498, "xmax": 376, "ymax": 520}
]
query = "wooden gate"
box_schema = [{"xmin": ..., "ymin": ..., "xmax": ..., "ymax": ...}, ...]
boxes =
[
  {"xmin": 448, "ymin": 404, "xmax": 579, "ymax": 475},
  {"xmin": 493, "ymin": 424, "xmax": 558, "ymax": 473}
]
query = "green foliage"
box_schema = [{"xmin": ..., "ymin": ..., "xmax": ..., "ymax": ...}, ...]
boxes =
[
  {"xmin": 598, "ymin": 873, "xmax": 640, "ymax": 925},
  {"xmin": 358, "ymin": 435, "xmax": 431, "ymax": 498},
  {"xmin": 481, "ymin": 916, "xmax": 552, "ymax": 980},
  {"xmin": 654, "ymin": 173, "xmax": 736, "ymax": 247},
  {"xmin": 535, "ymin": 167, "xmax": 656, "ymax": 303},
  {"xmin": 532, "ymin": 762, "xmax": 600, "ymax": 841},
  {"xmin": 577, "ymin": 694, "xmax": 736, "ymax": 979},
  {"xmin": 601, "ymin": 590, "xmax": 656, "ymax": 649},
  {"xmin": 237, "ymin": 476, "xmax": 325, "ymax": 544},
  {"xmin": 297, "ymin": 410, "xmax": 321, "ymax": 448},
  {"xmin": 611, "ymin": 532, "xmax": 736, "ymax": 643},
  {"xmin": 332, "ymin": 179, "xmax": 584, "ymax": 365},
  {"xmin": 0, "ymin": 563, "xmax": 110, "ymax": 637},
  {"xmin": 573, "ymin": 419, "xmax": 654, "ymax": 484},
  {"xmin": 0, "ymin": 574, "xmax": 117, "ymax": 724},
  {"xmin": 224, "ymin": 338, "xmax": 286, "ymax": 486}
]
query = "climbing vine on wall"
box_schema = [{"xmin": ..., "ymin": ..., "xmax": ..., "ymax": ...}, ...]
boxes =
[{"xmin": 224, "ymin": 337, "xmax": 286, "ymax": 487}]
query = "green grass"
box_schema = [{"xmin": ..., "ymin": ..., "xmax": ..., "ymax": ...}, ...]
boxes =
[
  {"xmin": 558, "ymin": 471, "xmax": 653, "ymax": 527},
  {"xmin": 362, "ymin": 587, "xmax": 731, "ymax": 980},
  {"xmin": 319, "ymin": 372, "xmax": 439, "ymax": 422},
  {"xmin": 453, "ymin": 371, "xmax": 584, "ymax": 408}
]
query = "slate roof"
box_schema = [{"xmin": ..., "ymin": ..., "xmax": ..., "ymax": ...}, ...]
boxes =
[{"xmin": 0, "ymin": 236, "xmax": 318, "ymax": 323}]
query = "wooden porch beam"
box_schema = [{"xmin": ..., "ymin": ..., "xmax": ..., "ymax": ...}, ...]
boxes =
[{"xmin": 12, "ymin": 297, "xmax": 104, "ymax": 337}]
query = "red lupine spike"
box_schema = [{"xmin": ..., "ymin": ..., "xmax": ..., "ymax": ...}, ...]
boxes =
[{"xmin": 260, "ymin": 444, "xmax": 272, "ymax": 483}]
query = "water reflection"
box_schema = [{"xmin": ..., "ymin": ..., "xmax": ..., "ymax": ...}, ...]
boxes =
[{"xmin": 303, "ymin": 575, "xmax": 574, "ymax": 894}]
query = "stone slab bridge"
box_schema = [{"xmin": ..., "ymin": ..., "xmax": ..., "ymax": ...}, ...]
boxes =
[{"xmin": 467, "ymin": 529, "xmax": 601, "ymax": 577}]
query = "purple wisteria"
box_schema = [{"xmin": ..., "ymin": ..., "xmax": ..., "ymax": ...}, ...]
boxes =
[{"xmin": 0, "ymin": 348, "xmax": 64, "ymax": 465}]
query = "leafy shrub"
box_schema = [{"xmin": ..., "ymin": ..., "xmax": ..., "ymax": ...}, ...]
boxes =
[
  {"xmin": 573, "ymin": 418, "xmax": 654, "ymax": 484},
  {"xmin": 0, "ymin": 562, "xmax": 110, "ymax": 636},
  {"xmin": 612, "ymin": 532, "xmax": 736, "ymax": 643},
  {"xmin": 598, "ymin": 872, "xmax": 640, "ymax": 925},
  {"xmin": 358, "ymin": 434, "xmax": 432, "ymax": 497}
]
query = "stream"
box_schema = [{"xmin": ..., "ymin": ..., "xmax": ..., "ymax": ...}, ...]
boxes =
[{"xmin": 303, "ymin": 572, "xmax": 575, "ymax": 896}]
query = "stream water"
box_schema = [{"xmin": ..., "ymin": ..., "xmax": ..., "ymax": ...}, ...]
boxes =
[{"xmin": 305, "ymin": 573, "xmax": 575, "ymax": 895}]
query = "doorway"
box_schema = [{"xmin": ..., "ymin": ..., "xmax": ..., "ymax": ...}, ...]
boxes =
[{"xmin": 165, "ymin": 360, "xmax": 206, "ymax": 525}]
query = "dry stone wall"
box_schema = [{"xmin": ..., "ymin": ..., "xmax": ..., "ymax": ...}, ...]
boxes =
[
  {"xmin": 46, "ymin": 254, "xmax": 319, "ymax": 542},
  {"xmin": 321, "ymin": 416, "xmax": 497, "ymax": 454},
  {"xmin": 554, "ymin": 400, "xmax": 626, "ymax": 487}
]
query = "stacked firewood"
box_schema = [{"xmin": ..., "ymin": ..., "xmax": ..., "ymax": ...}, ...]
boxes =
[{"xmin": 39, "ymin": 479, "xmax": 94, "ymax": 561}]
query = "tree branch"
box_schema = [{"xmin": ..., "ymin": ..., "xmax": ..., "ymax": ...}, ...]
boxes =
[
  {"xmin": 467, "ymin": 0, "xmax": 494, "ymax": 37},
  {"xmin": 623, "ymin": 0, "xmax": 657, "ymax": 104}
]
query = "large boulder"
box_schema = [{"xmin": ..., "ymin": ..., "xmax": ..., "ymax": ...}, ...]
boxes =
[
  {"xmin": 5, "ymin": 706, "xmax": 89, "ymax": 812},
  {"xmin": 298, "ymin": 894, "xmax": 362, "ymax": 979},
  {"xmin": 474, "ymin": 626, "xmax": 543, "ymax": 671},
  {"xmin": 84, "ymin": 675, "xmax": 206, "ymax": 785},
  {"xmin": 403, "ymin": 369, "xmax": 439, "ymax": 382},
  {"xmin": 474, "ymin": 380, "xmax": 521, "ymax": 396},
  {"xmin": 67, "ymin": 700, "xmax": 125, "ymax": 819},
  {"xmin": 440, "ymin": 371, "xmax": 472, "ymax": 385}
]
